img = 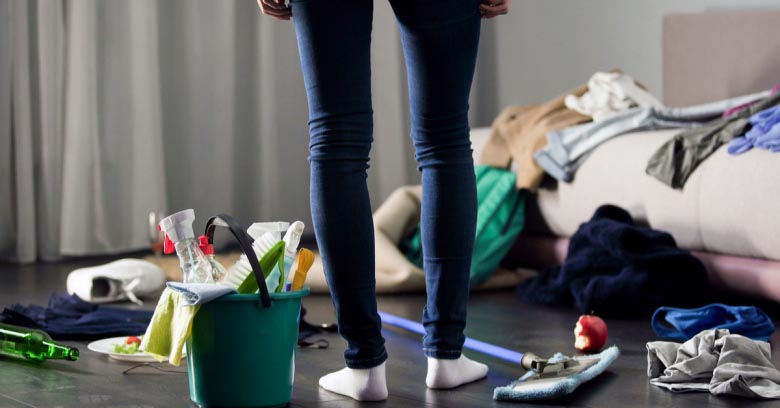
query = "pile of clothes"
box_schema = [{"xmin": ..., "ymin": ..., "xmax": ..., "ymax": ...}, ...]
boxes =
[
  {"xmin": 516, "ymin": 205, "xmax": 710, "ymax": 318},
  {"xmin": 482, "ymin": 70, "xmax": 780, "ymax": 190}
]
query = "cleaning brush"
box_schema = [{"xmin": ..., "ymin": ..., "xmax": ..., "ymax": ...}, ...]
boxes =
[{"xmin": 291, "ymin": 249, "xmax": 314, "ymax": 291}]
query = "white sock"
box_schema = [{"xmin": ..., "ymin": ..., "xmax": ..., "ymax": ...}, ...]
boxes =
[
  {"xmin": 426, "ymin": 355, "xmax": 488, "ymax": 389},
  {"xmin": 318, "ymin": 362, "xmax": 388, "ymax": 401}
]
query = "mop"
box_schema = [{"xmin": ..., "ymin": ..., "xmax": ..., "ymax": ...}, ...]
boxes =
[{"xmin": 377, "ymin": 311, "xmax": 619, "ymax": 402}]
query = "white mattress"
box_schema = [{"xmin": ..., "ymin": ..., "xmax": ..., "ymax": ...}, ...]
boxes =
[{"xmin": 471, "ymin": 127, "xmax": 780, "ymax": 261}]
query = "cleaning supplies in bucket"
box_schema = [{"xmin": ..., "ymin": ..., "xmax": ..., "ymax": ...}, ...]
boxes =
[
  {"xmin": 141, "ymin": 211, "xmax": 312, "ymax": 408},
  {"xmin": 198, "ymin": 235, "xmax": 227, "ymax": 282},
  {"xmin": 291, "ymin": 248, "xmax": 315, "ymax": 291},
  {"xmin": 188, "ymin": 214, "xmax": 310, "ymax": 407},
  {"xmin": 223, "ymin": 220, "xmax": 307, "ymax": 293}
]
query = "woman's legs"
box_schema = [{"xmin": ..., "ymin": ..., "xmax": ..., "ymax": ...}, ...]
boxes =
[
  {"xmin": 390, "ymin": 0, "xmax": 481, "ymax": 358},
  {"xmin": 290, "ymin": 0, "xmax": 386, "ymax": 368},
  {"xmin": 389, "ymin": 0, "xmax": 486, "ymax": 388},
  {"xmin": 290, "ymin": 0, "xmax": 388, "ymax": 401},
  {"xmin": 291, "ymin": 0, "xmax": 484, "ymax": 399}
]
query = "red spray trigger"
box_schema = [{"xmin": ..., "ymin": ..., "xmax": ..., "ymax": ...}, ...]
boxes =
[
  {"xmin": 158, "ymin": 225, "xmax": 175, "ymax": 254},
  {"xmin": 163, "ymin": 235, "xmax": 175, "ymax": 254},
  {"xmin": 198, "ymin": 235, "xmax": 214, "ymax": 255}
]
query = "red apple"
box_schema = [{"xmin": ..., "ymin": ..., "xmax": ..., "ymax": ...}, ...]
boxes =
[{"xmin": 574, "ymin": 314, "xmax": 608, "ymax": 353}]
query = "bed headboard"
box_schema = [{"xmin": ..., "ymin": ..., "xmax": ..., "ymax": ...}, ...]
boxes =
[{"xmin": 663, "ymin": 10, "xmax": 780, "ymax": 107}]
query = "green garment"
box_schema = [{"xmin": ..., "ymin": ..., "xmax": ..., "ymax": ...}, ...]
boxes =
[
  {"xmin": 647, "ymin": 93, "xmax": 780, "ymax": 189},
  {"xmin": 139, "ymin": 288, "xmax": 198, "ymax": 366},
  {"xmin": 400, "ymin": 165, "xmax": 526, "ymax": 286}
]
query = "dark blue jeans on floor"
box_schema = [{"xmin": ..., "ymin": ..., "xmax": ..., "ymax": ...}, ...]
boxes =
[{"xmin": 291, "ymin": 0, "xmax": 481, "ymax": 369}]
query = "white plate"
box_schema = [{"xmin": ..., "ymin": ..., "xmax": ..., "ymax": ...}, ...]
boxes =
[{"xmin": 87, "ymin": 336, "xmax": 186, "ymax": 362}]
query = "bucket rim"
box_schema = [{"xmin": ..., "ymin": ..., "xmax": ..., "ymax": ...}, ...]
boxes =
[{"xmin": 216, "ymin": 286, "xmax": 310, "ymax": 302}]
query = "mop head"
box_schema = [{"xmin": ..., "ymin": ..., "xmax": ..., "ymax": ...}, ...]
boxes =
[{"xmin": 494, "ymin": 345, "xmax": 620, "ymax": 401}]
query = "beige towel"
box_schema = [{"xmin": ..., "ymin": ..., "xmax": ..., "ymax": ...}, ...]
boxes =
[{"xmin": 480, "ymin": 85, "xmax": 591, "ymax": 191}]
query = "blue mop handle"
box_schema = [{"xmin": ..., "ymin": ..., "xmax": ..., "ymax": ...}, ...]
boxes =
[{"xmin": 377, "ymin": 311, "xmax": 525, "ymax": 364}]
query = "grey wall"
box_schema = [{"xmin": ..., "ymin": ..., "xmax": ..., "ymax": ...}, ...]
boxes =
[{"xmin": 479, "ymin": 0, "xmax": 780, "ymax": 115}]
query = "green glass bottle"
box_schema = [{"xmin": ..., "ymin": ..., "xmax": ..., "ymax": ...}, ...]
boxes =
[{"xmin": 0, "ymin": 323, "xmax": 79, "ymax": 362}]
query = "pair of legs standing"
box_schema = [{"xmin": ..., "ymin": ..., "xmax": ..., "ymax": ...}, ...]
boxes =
[{"xmin": 291, "ymin": 0, "xmax": 485, "ymax": 400}]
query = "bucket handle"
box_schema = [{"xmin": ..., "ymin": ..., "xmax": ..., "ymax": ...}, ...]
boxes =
[{"xmin": 204, "ymin": 214, "xmax": 272, "ymax": 308}]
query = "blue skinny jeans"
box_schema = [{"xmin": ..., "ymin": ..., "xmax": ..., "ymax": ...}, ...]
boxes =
[{"xmin": 291, "ymin": 0, "xmax": 480, "ymax": 369}]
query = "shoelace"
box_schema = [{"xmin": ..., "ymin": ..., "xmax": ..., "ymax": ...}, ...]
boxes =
[{"xmin": 121, "ymin": 277, "xmax": 143, "ymax": 306}]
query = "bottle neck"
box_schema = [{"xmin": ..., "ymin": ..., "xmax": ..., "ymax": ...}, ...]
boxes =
[{"xmin": 42, "ymin": 340, "xmax": 80, "ymax": 361}]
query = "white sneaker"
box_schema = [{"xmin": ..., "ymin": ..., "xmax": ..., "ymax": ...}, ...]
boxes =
[{"xmin": 66, "ymin": 259, "xmax": 166, "ymax": 305}]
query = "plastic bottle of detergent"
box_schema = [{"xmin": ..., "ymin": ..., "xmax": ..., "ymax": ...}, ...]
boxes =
[
  {"xmin": 158, "ymin": 209, "xmax": 214, "ymax": 284},
  {"xmin": 279, "ymin": 221, "xmax": 305, "ymax": 286},
  {"xmin": 253, "ymin": 222, "xmax": 303, "ymax": 292},
  {"xmin": 198, "ymin": 235, "xmax": 226, "ymax": 282},
  {"xmin": 262, "ymin": 221, "xmax": 305, "ymax": 292}
]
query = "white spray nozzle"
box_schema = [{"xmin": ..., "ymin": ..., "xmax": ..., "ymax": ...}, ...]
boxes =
[
  {"xmin": 282, "ymin": 221, "xmax": 305, "ymax": 257},
  {"xmin": 158, "ymin": 209, "xmax": 197, "ymax": 243}
]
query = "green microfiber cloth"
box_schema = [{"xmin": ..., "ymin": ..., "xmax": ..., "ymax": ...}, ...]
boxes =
[
  {"xmin": 494, "ymin": 345, "xmax": 620, "ymax": 401},
  {"xmin": 139, "ymin": 288, "xmax": 199, "ymax": 366}
]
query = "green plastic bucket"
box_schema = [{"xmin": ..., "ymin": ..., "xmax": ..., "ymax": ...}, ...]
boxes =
[
  {"xmin": 185, "ymin": 213, "xmax": 310, "ymax": 407},
  {"xmin": 186, "ymin": 288, "xmax": 309, "ymax": 408}
]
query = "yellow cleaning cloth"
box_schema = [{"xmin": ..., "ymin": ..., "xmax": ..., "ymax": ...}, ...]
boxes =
[{"xmin": 139, "ymin": 288, "xmax": 199, "ymax": 366}]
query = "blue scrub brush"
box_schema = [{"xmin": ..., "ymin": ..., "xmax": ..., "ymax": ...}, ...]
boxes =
[{"xmin": 377, "ymin": 311, "xmax": 620, "ymax": 402}]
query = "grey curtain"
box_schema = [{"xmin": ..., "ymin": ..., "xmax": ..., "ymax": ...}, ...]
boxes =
[{"xmin": 1, "ymin": 0, "xmax": 496, "ymax": 264}]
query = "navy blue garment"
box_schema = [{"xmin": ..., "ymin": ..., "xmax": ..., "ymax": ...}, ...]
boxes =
[
  {"xmin": 291, "ymin": 0, "xmax": 481, "ymax": 368},
  {"xmin": 0, "ymin": 293, "xmax": 152, "ymax": 341},
  {"xmin": 517, "ymin": 205, "xmax": 710, "ymax": 318},
  {"xmin": 652, "ymin": 304, "xmax": 775, "ymax": 342}
]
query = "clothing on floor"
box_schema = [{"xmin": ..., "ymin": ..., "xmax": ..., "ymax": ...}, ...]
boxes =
[
  {"xmin": 516, "ymin": 205, "xmax": 709, "ymax": 318},
  {"xmin": 305, "ymin": 184, "xmax": 528, "ymax": 294},
  {"xmin": 291, "ymin": 0, "xmax": 481, "ymax": 368},
  {"xmin": 652, "ymin": 304, "xmax": 775, "ymax": 342},
  {"xmin": 647, "ymin": 92, "xmax": 780, "ymax": 188},
  {"xmin": 535, "ymin": 90, "xmax": 772, "ymax": 182},
  {"xmin": 139, "ymin": 288, "xmax": 199, "ymax": 366},
  {"xmin": 565, "ymin": 71, "xmax": 662, "ymax": 122},
  {"xmin": 0, "ymin": 293, "xmax": 152, "ymax": 341},
  {"xmin": 647, "ymin": 329, "xmax": 780, "ymax": 399},
  {"xmin": 480, "ymin": 86, "xmax": 591, "ymax": 191},
  {"xmin": 728, "ymin": 106, "xmax": 780, "ymax": 154}
]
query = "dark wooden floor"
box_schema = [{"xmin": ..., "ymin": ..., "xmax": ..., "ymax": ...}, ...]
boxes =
[{"xmin": 1, "ymin": 256, "xmax": 778, "ymax": 408}]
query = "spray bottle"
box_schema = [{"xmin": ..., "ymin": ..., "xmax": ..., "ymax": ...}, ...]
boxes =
[
  {"xmin": 158, "ymin": 209, "xmax": 214, "ymax": 284},
  {"xmin": 263, "ymin": 221, "xmax": 305, "ymax": 292},
  {"xmin": 198, "ymin": 235, "xmax": 226, "ymax": 282},
  {"xmin": 280, "ymin": 221, "xmax": 305, "ymax": 285}
]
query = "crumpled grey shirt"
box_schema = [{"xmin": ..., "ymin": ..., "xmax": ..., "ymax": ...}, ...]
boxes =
[{"xmin": 647, "ymin": 329, "xmax": 780, "ymax": 399}]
